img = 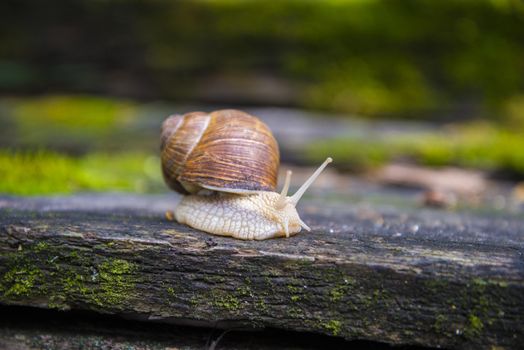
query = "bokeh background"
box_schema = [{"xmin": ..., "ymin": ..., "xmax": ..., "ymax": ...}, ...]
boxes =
[{"xmin": 1, "ymin": 0, "xmax": 523, "ymax": 208}]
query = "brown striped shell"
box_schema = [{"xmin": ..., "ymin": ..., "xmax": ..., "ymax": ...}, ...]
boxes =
[{"xmin": 161, "ymin": 109, "xmax": 280, "ymax": 195}]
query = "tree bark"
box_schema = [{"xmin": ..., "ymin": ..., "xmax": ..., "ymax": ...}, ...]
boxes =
[{"xmin": 0, "ymin": 194, "xmax": 523, "ymax": 349}]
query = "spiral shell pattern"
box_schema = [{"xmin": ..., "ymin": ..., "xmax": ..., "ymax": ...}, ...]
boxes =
[{"xmin": 161, "ymin": 109, "xmax": 280, "ymax": 194}]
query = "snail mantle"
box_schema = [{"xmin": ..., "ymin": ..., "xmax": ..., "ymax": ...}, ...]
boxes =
[{"xmin": 0, "ymin": 194, "xmax": 523, "ymax": 350}]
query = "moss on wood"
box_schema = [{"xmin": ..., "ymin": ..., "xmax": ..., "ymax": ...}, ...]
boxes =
[
  {"xmin": 0, "ymin": 201, "xmax": 523, "ymax": 349},
  {"xmin": 0, "ymin": 241, "xmax": 138, "ymax": 310}
]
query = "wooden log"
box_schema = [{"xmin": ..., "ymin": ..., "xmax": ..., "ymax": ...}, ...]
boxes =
[
  {"xmin": 0, "ymin": 305, "xmax": 354, "ymax": 350},
  {"xmin": 0, "ymin": 194, "xmax": 523, "ymax": 349}
]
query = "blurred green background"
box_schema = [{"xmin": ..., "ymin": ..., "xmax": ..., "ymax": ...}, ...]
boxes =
[{"xmin": 1, "ymin": 0, "xmax": 523, "ymax": 195}]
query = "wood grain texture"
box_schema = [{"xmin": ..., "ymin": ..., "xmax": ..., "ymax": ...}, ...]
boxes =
[
  {"xmin": 0, "ymin": 194, "xmax": 522, "ymax": 349},
  {"xmin": 0, "ymin": 305, "xmax": 358, "ymax": 350}
]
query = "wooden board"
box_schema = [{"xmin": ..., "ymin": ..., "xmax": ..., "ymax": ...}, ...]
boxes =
[
  {"xmin": 0, "ymin": 305, "xmax": 357, "ymax": 350},
  {"xmin": 0, "ymin": 194, "xmax": 523, "ymax": 349}
]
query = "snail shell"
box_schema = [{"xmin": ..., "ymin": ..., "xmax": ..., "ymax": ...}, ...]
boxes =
[
  {"xmin": 161, "ymin": 109, "xmax": 279, "ymax": 195},
  {"xmin": 161, "ymin": 108, "xmax": 333, "ymax": 240}
]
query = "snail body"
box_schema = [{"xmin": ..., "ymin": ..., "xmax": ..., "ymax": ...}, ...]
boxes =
[
  {"xmin": 161, "ymin": 109, "xmax": 332, "ymax": 240},
  {"xmin": 174, "ymin": 192, "xmax": 301, "ymax": 240}
]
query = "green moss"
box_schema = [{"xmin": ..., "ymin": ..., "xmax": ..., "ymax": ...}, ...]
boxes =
[
  {"xmin": 204, "ymin": 275, "xmax": 226, "ymax": 283},
  {"xmin": 372, "ymin": 289, "xmax": 391, "ymax": 306},
  {"xmin": 187, "ymin": 287, "xmax": 250, "ymax": 313},
  {"xmin": 68, "ymin": 251, "xmax": 79, "ymax": 259},
  {"xmin": 213, "ymin": 294, "xmax": 241, "ymax": 311},
  {"xmin": 189, "ymin": 296, "xmax": 199, "ymax": 306},
  {"xmin": 287, "ymin": 306, "xmax": 304, "ymax": 319},
  {"xmin": 47, "ymin": 255, "xmax": 139, "ymax": 309},
  {"xmin": 425, "ymin": 278, "xmax": 492, "ymax": 338},
  {"xmin": 0, "ymin": 244, "xmax": 140, "ymax": 310},
  {"xmin": 330, "ymin": 289, "xmax": 343, "ymax": 302},
  {"xmin": 62, "ymin": 273, "xmax": 89, "ymax": 296},
  {"xmin": 287, "ymin": 284, "xmax": 302, "ymax": 302},
  {"xmin": 0, "ymin": 247, "xmax": 53, "ymax": 302},
  {"xmin": 237, "ymin": 285, "xmax": 253, "ymax": 298},
  {"xmin": 433, "ymin": 314, "xmax": 448, "ymax": 333},
  {"xmin": 329, "ymin": 282, "xmax": 352, "ymax": 302},
  {"xmin": 464, "ymin": 314, "xmax": 484, "ymax": 338},
  {"xmin": 287, "ymin": 285, "xmax": 299, "ymax": 293},
  {"xmin": 455, "ymin": 278, "xmax": 498, "ymax": 338},
  {"xmin": 0, "ymin": 247, "xmax": 48, "ymax": 299},
  {"xmin": 469, "ymin": 315, "xmax": 483, "ymax": 331},
  {"xmin": 12, "ymin": 95, "xmax": 135, "ymax": 131},
  {"xmin": 91, "ymin": 259, "xmax": 137, "ymax": 307},
  {"xmin": 100, "ymin": 259, "xmax": 134, "ymax": 275},
  {"xmin": 166, "ymin": 287, "xmax": 176, "ymax": 297},
  {"xmin": 48, "ymin": 272, "xmax": 89, "ymax": 310},
  {"xmin": 473, "ymin": 278, "xmax": 509, "ymax": 288},
  {"xmin": 2, "ymin": 0, "xmax": 524, "ymax": 118},
  {"xmin": 263, "ymin": 276, "xmax": 273, "ymax": 288},
  {"xmin": 0, "ymin": 150, "xmax": 163, "ymax": 195},
  {"xmin": 54, "ymin": 256, "xmax": 138, "ymax": 308},
  {"xmin": 1, "ymin": 264, "xmax": 43, "ymax": 297},
  {"xmin": 497, "ymin": 281, "xmax": 508, "ymax": 288},
  {"xmin": 343, "ymin": 285, "xmax": 395, "ymax": 314},
  {"xmin": 307, "ymin": 122, "xmax": 524, "ymax": 175},
  {"xmin": 361, "ymin": 295, "xmax": 374, "ymax": 308},
  {"xmin": 322, "ymin": 320, "xmax": 342, "ymax": 336},
  {"xmin": 424, "ymin": 276, "xmax": 507, "ymax": 339},
  {"xmin": 255, "ymin": 299, "xmax": 268, "ymax": 312},
  {"xmin": 425, "ymin": 279, "xmax": 448, "ymax": 290},
  {"xmin": 33, "ymin": 242, "xmax": 50, "ymax": 252}
]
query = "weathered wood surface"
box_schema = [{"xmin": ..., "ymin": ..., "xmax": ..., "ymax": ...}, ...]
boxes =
[
  {"xmin": 0, "ymin": 194, "xmax": 523, "ymax": 350},
  {"xmin": 0, "ymin": 305, "xmax": 368, "ymax": 350}
]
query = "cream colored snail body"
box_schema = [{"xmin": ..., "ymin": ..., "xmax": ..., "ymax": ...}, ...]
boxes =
[{"xmin": 161, "ymin": 109, "xmax": 332, "ymax": 240}]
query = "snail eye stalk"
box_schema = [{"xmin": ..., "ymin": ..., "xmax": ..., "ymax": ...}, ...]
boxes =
[
  {"xmin": 289, "ymin": 157, "xmax": 332, "ymax": 206},
  {"xmin": 275, "ymin": 170, "xmax": 292, "ymax": 209}
]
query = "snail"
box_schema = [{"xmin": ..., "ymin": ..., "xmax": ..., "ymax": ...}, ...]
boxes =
[{"xmin": 161, "ymin": 109, "xmax": 332, "ymax": 240}]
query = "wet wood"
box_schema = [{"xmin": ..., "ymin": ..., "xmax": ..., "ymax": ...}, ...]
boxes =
[{"xmin": 0, "ymin": 194, "xmax": 523, "ymax": 350}]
